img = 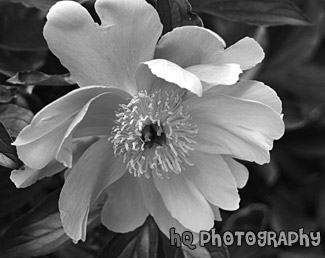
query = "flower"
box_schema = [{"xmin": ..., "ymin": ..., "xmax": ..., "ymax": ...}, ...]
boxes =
[{"xmin": 10, "ymin": 0, "xmax": 284, "ymax": 243}]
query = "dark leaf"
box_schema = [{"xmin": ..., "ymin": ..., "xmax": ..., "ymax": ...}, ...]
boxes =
[
  {"xmin": 270, "ymin": 189, "xmax": 316, "ymax": 232},
  {"xmin": 54, "ymin": 227, "xmax": 115, "ymax": 258},
  {"xmin": 0, "ymin": 19, "xmax": 47, "ymax": 52},
  {"xmin": 222, "ymin": 204, "xmax": 269, "ymax": 232},
  {"xmin": 0, "ymin": 2, "xmax": 47, "ymax": 52},
  {"xmin": 0, "ymin": 166, "xmax": 40, "ymax": 218},
  {"xmin": 222, "ymin": 204, "xmax": 269, "ymax": 258},
  {"xmin": 98, "ymin": 216, "xmax": 159, "ymax": 258},
  {"xmin": 0, "ymin": 49, "xmax": 46, "ymax": 76},
  {"xmin": 262, "ymin": 0, "xmax": 323, "ymax": 72},
  {"xmin": 0, "ymin": 190, "xmax": 101, "ymax": 257},
  {"xmin": 286, "ymin": 65, "xmax": 325, "ymax": 103},
  {"xmin": 160, "ymin": 230, "xmax": 184, "ymax": 258},
  {"xmin": 0, "ymin": 121, "xmax": 22, "ymax": 169},
  {"xmin": 205, "ymin": 243, "xmax": 230, "ymax": 258},
  {"xmin": 148, "ymin": 0, "xmax": 203, "ymax": 34},
  {"xmin": 0, "ymin": 3, "xmax": 47, "ymax": 74},
  {"xmin": 7, "ymin": 71, "xmax": 75, "ymax": 86},
  {"xmin": 0, "ymin": 85, "xmax": 18, "ymax": 104},
  {"xmin": 281, "ymin": 124, "xmax": 325, "ymax": 158},
  {"xmin": 0, "ymin": 104, "xmax": 33, "ymax": 138},
  {"xmin": 182, "ymin": 246, "xmax": 211, "ymax": 258},
  {"xmin": 193, "ymin": 0, "xmax": 311, "ymax": 26},
  {"xmin": 282, "ymin": 100, "xmax": 323, "ymax": 131}
]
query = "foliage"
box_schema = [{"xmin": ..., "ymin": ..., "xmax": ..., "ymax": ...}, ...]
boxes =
[{"xmin": 0, "ymin": 0, "xmax": 324, "ymax": 257}]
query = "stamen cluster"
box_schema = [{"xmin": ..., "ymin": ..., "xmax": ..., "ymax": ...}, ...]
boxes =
[{"xmin": 110, "ymin": 90, "xmax": 198, "ymax": 178}]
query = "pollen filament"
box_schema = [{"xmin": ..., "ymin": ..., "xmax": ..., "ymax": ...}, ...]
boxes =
[{"xmin": 110, "ymin": 90, "xmax": 198, "ymax": 178}]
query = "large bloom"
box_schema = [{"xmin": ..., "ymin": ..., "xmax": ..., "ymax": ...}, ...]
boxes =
[{"xmin": 10, "ymin": 0, "xmax": 284, "ymax": 242}]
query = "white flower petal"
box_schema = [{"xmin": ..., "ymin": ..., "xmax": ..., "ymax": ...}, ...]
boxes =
[
  {"xmin": 155, "ymin": 26, "xmax": 225, "ymax": 67},
  {"xmin": 219, "ymin": 37, "xmax": 265, "ymax": 70},
  {"xmin": 152, "ymin": 172, "xmax": 214, "ymax": 232},
  {"xmin": 14, "ymin": 87, "xmax": 128, "ymax": 169},
  {"xmin": 101, "ymin": 173, "xmax": 148, "ymax": 233},
  {"xmin": 140, "ymin": 177, "xmax": 199, "ymax": 241},
  {"xmin": 10, "ymin": 161, "xmax": 65, "ymax": 188},
  {"xmin": 185, "ymin": 152, "xmax": 240, "ymax": 210},
  {"xmin": 14, "ymin": 86, "xmax": 128, "ymax": 146},
  {"xmin": 59, "ymin": 138, "xmax": 126, "ymax": 242},
  {"xmin": 207, "ymin": 80, "xmax": 282, "ymax": 114},
  {"xmin": 44, "ymin": 0, "xmax": 162, "ymax": 94},
  {"xmin": 186, "ymin": 94, "xmax": 284, "ymax": 164},
  {"xmin": 186, "ymin": 64, "xmax": 242, "ymax": 86},
  {"xmin": 16, "ymin": 121, "xmax": 72, "ymax": 169},
  {"xmin": 223, "ymin": 156, "xmax": 249, "ymax": 189},
  {"xmin": 156, "ymin": 27, "xmax": 263, "ymax": 71},
  {"xmin": 210, "ymin": 204, "xmax": 222, "ymax": 221}
]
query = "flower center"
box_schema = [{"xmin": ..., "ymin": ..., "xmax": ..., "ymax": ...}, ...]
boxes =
[
  {"xmin": 141, "ymin": 123, "xmax": 166, "ymax": 149},
  {"xmin": 110, "ymin": 90, "xmax": 198, "ymax": 178}
]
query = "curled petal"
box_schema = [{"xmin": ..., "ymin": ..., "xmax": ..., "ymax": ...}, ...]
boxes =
[
  {"xmin": 156, "ymin": 27, "xmax": 263, "ymax": 70},
  {"xmin": 155, "ymin": 26, "xmax": 225, "ymax": 67},
  {"xmin": 186, "ymin": 64, "xmax": 242, "ymax": 86},
  {"xmin": 59, "ymin": 138, "xmax": 126, "ymax": 242},
  {"xmin": 152, "ymin": 172, "xmax": 214, "ymax": 232},
  {"xmin": 14, "ymin": 86, "xmax": 128, "ymax": 146},
  {"xmin": 186, "ymin": 94, "xmax": 284, "ymax": 164},
  {"xmin": 141, "ymin": 59, "xmax": 202, "ymax": 96},
  {"xmin": 210, "ymin": 204, "xmax": 222, "ymax": 221},
  {"xmin": 222, "ymin": 156, "xmax": 249, "ymax": 189},
  {"xmin": 44, "ymin": 0, "xmax": 162, "ymax": 94},
  {"xmin": 207, "ymin": 80, "xmax": 282, "ymax": 114},
  {"xmin": 101, "ymin": 173, "xmax": 149, "ymax": 233},
  {"xmin": 14, "ymin": 87, "xmax": 128, "ymax": 169},
  {"xmin": 10, "ymin": 161, "xmax": 65, "ymax": 188},
  {"xmin": 135, "ymin": 63, "xmax": 187, "ymax": 97},
  {"xmin": 218, "ymin": 37, "xmax": 265, "ymax": 70},
  {"xmin": 16, "ymin": 122, "xmax": 73, "ymax": 169},
  {"xmin": 185, "ymin": 152, "xmax": 240, "ymax": 210}
]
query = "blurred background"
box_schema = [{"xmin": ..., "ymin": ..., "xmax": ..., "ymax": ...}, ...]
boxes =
[{"xmin": 0, "ymin": 0, "xmax": 324, "ymax": 257}]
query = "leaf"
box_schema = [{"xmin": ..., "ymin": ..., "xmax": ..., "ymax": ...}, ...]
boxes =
[
  {"xmin": 0, "ymin": 166, "xmax": 40, "ymax": 218},
  {"xmin": 0, "ymin": 104, "xmax": 33, "ymax": 138},
  {"xmin": 160, "ymin": 230, "xmax": 184, "ymax": 258},
  {"xmin": 54, "ymin": 228, "xmax": 116, "ymax": 258},
  {"xmin": 270, "ymin": 189, "xmax": 316, "ymax": 233},
  {"xmin": 287, "ymin": 65, "xmax": 325, "ymax": 103},
  {"xmin": 182, "ymin": 246, "xmax": 211, "ymax": 258},
  {"xmin": 0, "ymin": 190, "xmax": 101, "ymax": 258},
  {"xmin": 262, "ymin": 0, "xmax": 323, "ymax": 73},
  {"xmin": 0, "ymin": 19, "xmax": 47, "ymax": 52},
  {"xmin": 221, "ymin": 204, "xmax": 269, "ymax": 258},
  {"xmin": 147, "ymin": 0, "xmax": 203, "ymax": 34},
  {"xmin": 0, "ymin": 3, "xmax": 47, "ymax": 74},
  {"xmin": 0, "ymin": 85, "xmax": 18, "ymax": 103},
  {"xmin": 97, "ymin": 216, "xmax": 159, "ymax": 258},
  {"xmin": 0, "ymin": 3, "xmax": 47, "ymax": 52},
  {"xmin": 7, "ymin": 71, "xmax": 76, "ymax": 86},
  {"xmin": 222, "ymin": 204, "xmax": 269, "ymax": 232},
  {"xmin": 205, "ymin": 243, "xmax": 230, "ymax": 258},
  {"xmin": 0, "ymin": 121, "xmax": 22, "ymax": 169},
  {"xmin": 281, "ymin": 124, "xmax": 325, "ymax": 158},
  {"xmin": 193, "ymin": 0, "xmax": 311, "ymax": 26}
]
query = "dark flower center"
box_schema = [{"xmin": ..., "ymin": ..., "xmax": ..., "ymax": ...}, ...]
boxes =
[{"xmin": 141, "ymin": 123, "xmax": 166, "ymax": 149}]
